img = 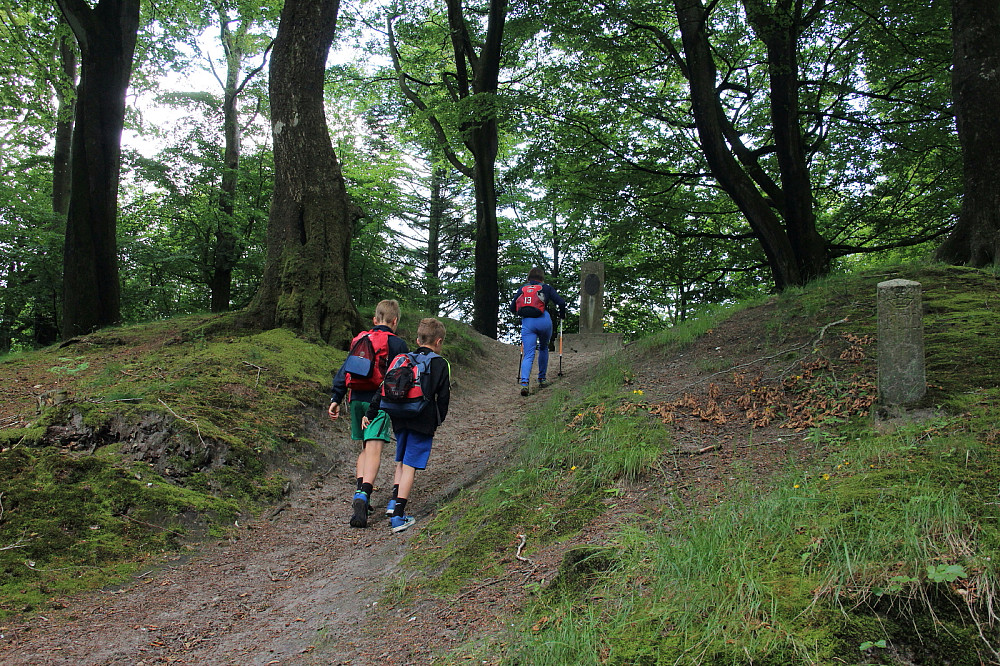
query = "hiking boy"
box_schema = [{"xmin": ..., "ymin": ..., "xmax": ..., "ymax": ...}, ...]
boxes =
[
  {"xmin": 328, "ymin": 299, "xmax": 409, "ymax": 528},
  {"xmin": 511, "ymin": 267, "xmax": 567, "ymax": 396},
  {"xmin": 362, "ymin": 317, "xmax": 450, "ymax": 533}
]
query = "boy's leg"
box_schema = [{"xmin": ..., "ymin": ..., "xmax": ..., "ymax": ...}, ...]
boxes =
[
  {"xmin": 386, "ymin": 462, "xmax": 403, "ymax": 516},
  {"xmin": 536, "ymin": 324, "xmax": 552, "ymax": 381},
  {"xmin": 360, "ymin": 410, "xmax": 393, "ymax": 487},
  {"xmin": 347, "ymin": 400, "xmax": 370, "ymax": 497},
  {"xmin": 391, "ymin": 430, "xmax": 433, "ymax": 533},
  {"xmin": 352, "ymin": 410, "xmax": 393, "ymax": 528},
  {"xmin": 349, "ymin": 401, "xmax": 380, "ymax": 528}
]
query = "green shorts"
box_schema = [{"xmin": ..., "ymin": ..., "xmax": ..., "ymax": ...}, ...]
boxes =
[{"xmin": 349, "ymin": 400, "xmax": 392, "ymax": 442}]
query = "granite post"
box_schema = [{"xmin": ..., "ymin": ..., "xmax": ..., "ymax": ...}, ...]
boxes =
[
  {"xmin": 579, "ymin": 261, "xmax": 605, "ymax": 334},
  {"xmin": 877, "ymin": 279, "xmax": 926, "ymax": 405}
]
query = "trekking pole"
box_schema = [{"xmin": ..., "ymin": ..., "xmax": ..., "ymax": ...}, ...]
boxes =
[{"xmin": 558, "ymin": 319, "xmax": 564, "ymax": 377}]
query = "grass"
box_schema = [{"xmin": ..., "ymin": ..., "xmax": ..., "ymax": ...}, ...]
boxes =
[{"xmin": 391, "ymin": 262, "xmax": 1000, "ymax": 665}]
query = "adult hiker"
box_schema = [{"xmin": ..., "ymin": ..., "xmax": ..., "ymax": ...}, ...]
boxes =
[{"xmin": 511, "ymin": 267, "xmax": 567, "ymax": 396}]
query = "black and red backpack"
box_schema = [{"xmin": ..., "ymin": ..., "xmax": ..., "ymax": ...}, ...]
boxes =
[
  {"xmin": 343, "ymin": 329, "xmax": 393, "ymax": 392},
  {"xmin": 515, "ymin": 284, "xmax": 546, "ymax": 317},
  {"xmin": 379, "ymin": 351, "xmax": 440, "ymax": 417}
]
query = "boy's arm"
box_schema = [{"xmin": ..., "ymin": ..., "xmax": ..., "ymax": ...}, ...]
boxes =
[
  {"xmin": 433, "ymin": 357, "xmax": 451, "ymax": 423},
  {"xmin": 365, "ymin": 393, "xmax": 382, "ymax": 421},
  {"xmin": 330, "ymin": 362, "xmax": 348, "ymax": 404}
]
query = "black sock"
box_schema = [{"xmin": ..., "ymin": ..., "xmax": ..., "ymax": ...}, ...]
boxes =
[
  {"xmin": 393, "ymin": 498, "xmax": 408, "ymax": 517},
  {"xmin": 356, "ymin": 477, "xmax": 364, "ymax": 492},
  {"xmin": 361, "ymin": 482, "xmax": 373, "ymax": 497},
  {"xmin": 391, "ymin": 484, "xmax": 399, "ymax": 500}
]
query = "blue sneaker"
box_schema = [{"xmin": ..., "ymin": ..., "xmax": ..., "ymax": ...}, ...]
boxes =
[
  {"xmin": 350, "ymin": 491, "xmax": 369, "ymax": 528},
  {"xmin": 390, "ymin": 515, "xmax": 416, "ymax": 533},
  {"xmin": 385, "ymin": 498, "xmax": 397, "ymax": 516}
]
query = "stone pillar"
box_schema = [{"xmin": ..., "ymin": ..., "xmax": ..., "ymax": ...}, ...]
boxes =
[
  {"xmin": 877, "ymin": 279, "xmax": 926, "ymax": 405},
  {"xmin": 579, "ymin": 261, "xmax": 605, "ymax": 334}
]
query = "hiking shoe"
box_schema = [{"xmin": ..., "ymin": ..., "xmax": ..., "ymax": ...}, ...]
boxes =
[
  {"xmin": 350, "ymin": 492, "xmax": 369, "ymax": 528},
  {"xmin": 385, "ymin": 498, "xmax": 397, "ymax": 516},
  {"xmin": 538, "ymin": 379, "xmax": 550, "ymax": 389},
  {"xmin": 520, "ymin": 384, "xmax": 530, "ymax": 397},
  {"xmin": 390, "ymin": 515, "xmax": 416, "ymax": 533}
]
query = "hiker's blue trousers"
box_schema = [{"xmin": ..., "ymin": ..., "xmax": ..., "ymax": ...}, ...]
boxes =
[{"xmin": 520, "ymin": 315, "xmax": 553, "ymax": 383}]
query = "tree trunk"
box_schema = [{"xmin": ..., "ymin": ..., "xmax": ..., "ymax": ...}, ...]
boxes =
[
  {"xmin": 936, "ymin": 0, "xmax": 1000, "ymax": 266},
  {"xmin": 52, "ymin": 24, "xmax": 75, "ymax": 219},
  {"xmin": 56, "ymin": 0, "xmax": 139, "ymax": 339},
  {"xmin": 242, "ymin": 0, "xmax": 360, "ymax": 346},
  {"xmin": 470, "ymin": 122, "xmax": 500, "ymax": 338},
  {"xmin": 211, "ymin": 14, "xmax": 245, "ymax": 312},
  {"xmin": 35, "ymin": 22, "xmax": 77, "ymax": 346},
  {"xmin": 426, "ymin": 158, "xmax": 446, "ymax": 316},
  {"xmin": 674, "ymin": 0, "xmax": 830, "ymax": 290}
]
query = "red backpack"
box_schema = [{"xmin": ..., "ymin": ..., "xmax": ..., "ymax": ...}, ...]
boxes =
[
  {"xmin": 344, "ymin": 329, "xmax": 393, "ymax": 392},
  {"xmin": 516, "ymin": 284, "xmax": 546, "ymax": 317},
  {"xmin": 379, "ymin": 352, "xmax": 440, "ymax": 417}
]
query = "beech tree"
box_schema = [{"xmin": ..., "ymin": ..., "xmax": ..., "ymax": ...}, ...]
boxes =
[
  {"xmin": 242, "ymin": 0, "xmax": 360, "ymax": 345},
  {"xmin": 935, "ymin": 0, "xmax": 1000, "ymax": 266},
  {"xmin": 388, "ymin": 0, "xmax": 508, "ymax": 338},
  {"xmin": 56, "ymin": 0, "xmax": 140, "ymax": 338}
]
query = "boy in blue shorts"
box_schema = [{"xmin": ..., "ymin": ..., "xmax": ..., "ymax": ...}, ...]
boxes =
[
  {"xmin": 328, "ymin": 299, "xmax": 409, "ymax": 528},
  {"xmin": 363, "ymin": 317, "xmax": 450, "ymax": 533}
]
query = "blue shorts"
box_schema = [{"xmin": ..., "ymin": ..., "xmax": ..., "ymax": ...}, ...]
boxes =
[{"xmin": 395, "ymin": 429, "xmax": 434, "ymax": 470}]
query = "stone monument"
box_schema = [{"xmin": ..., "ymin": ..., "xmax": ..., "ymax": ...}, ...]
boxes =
[
  {"xmin": 877, "ymin": 279, "xmax": 926, "ymax": 406},
  {"xmin": 579, "ymin": 261, "xmax": 605, "ymax": 334},
  {"xmin": 561, "ymin": 261, "xmax": 622, "ymax": 352}
]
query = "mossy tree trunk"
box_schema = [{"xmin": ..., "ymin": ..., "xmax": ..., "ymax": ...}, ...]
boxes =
[
  {"xmin": 935, "ymin": 0, "xmax": 1000, "ymax": 267},
  {"xmin": 242, "ymin": 0, "xmax": 360, "ymax": 347}
]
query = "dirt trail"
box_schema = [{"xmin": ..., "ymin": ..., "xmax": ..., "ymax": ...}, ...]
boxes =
[{"xmin": 0, "ymin": 335, "xmax": 610, "ymax": 665}]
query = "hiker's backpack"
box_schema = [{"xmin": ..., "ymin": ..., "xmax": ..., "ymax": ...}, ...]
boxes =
[
  {"xmin": 516, "ymin": 284, "xmax": 546, "ymax": 317},
  {"xmin": 344, "ymin": 329, "xmax": 393, "ymax": 392},
  {"xmin": 379, "ymin": 351, "xmax": 440, "ymax": 417}
]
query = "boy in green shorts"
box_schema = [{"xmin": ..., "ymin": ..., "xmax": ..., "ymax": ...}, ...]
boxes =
[{"xmin": 327, "ymin": 300, "xmax": 409, "ymax": 527}]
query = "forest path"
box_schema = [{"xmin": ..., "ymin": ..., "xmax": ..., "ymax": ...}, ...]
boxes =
[{"xmin": 0, "ymin": 333, "xmax": 611, "ymax": 665}]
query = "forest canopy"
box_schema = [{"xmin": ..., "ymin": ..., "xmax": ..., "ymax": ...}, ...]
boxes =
[{"xmin": 0, "ymin": 0, "xmax": 994, "ymax": 348}]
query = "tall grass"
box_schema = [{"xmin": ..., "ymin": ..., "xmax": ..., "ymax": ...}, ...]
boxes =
[{"xmin": 502, "ymin": 417, "xmax": 1000, "ymax": 664}]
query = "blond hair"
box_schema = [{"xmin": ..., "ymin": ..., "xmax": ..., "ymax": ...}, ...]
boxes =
[
  {"xmin": 374, "ymin": 299, "xmax": 400, "ymax": 324},
  {"xmin": 416, "ymin": 317, "xmax": 446, "ymax": 346}
]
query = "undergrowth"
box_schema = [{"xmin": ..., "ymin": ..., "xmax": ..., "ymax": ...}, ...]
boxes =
[{"xmin": 407, "ymin": 263, "xmax": 1000, "ymax": 665}]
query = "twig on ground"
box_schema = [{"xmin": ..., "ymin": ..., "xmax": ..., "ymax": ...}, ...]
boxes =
[
  {"xmin": 515, "ymin": 533, "xmax": 534, "ymax": 564},
  {"xmin": 1, "ymin": 530, "xmax": 30, "ymax": 551},
  {"xmin": 121, "ymin": 513, "xmax": 186, "ymax": 537},
  {"xmin": 158, "ymin": 399, "xmax": 206, "ymax": 447},
  {"xmin": 242, "ymin": 361, "xmax": 268, "ymax": 386}
]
